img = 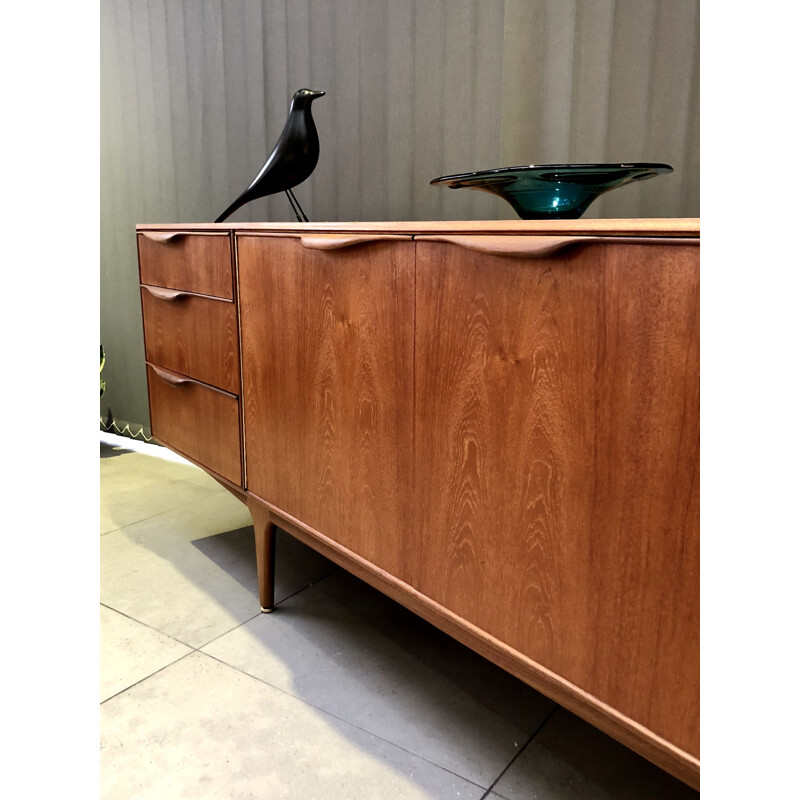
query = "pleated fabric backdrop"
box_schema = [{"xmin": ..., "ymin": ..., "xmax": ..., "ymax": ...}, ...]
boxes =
[{"xmin": 100, "ymin": 0, "xmax": 699, "ymax": 432}]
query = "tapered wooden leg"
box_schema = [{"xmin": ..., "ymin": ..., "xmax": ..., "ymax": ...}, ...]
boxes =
[{"xmin": 247, "ymin": 499, "xmax": 277, "ymax": 613}]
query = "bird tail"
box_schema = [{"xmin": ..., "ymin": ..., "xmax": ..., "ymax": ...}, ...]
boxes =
[{"xmin": 214, "ymin": 193, "xmax": 250, "ymax": 223}]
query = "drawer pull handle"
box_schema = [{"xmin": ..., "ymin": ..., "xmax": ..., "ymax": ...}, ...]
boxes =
[
  {"xmin": 414, "ymin": 235, "xmax": 604, "ymax": 258},
  {"xmin": 299, "ymin": 234, "xmax": 410, "ymax": 250},
  {"xmin": 141, "ymin": 231, "xmax": 185, "ymax": 244},
  {"xmin": 142, "ymin": 285, "xmax": 190, "ymax": 301},
  {"xmin": 150, "ymin": 364, "xmax": 197, "ymax": 388}
]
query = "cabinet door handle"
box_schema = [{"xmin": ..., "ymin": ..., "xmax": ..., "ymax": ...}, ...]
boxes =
[
  {"xmin": 140, "ymin": 231, "xmax": 185, "ymax": 244},
  {"xmin": 149, "ymin": 364, "xmax": 197, "ymax": 387},
  {"xmin": 141, "ymin": 285, "xmax": 190, "ymax": 301},
  {"xmin": 299, "ymin": 234, "xmax": 411, "ymax": 250},
  {"xmin": 414, "ymin": 235, "xmax": 604, "ymax": 258}
]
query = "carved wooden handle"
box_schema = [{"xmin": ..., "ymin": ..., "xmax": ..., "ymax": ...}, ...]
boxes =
[
  {"xmin": 414, "ymin": 235, "xmax": 604, "ymax": 258},
  {"xmin": 299, "ymin": 234, "xmax": 411, "ymax": 250},
  {"xmin": 141, "ymin": 285, "xmax": 190, "ymax": 301},
  {"xmin": 149, "ymin": 364, "xmax": 196, "ymax": 387},
  {"xmin": 140, "ymin": 231, "xmax": 185, "ymax": 244}
]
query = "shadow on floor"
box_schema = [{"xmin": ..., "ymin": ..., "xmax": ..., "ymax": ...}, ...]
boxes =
[
  {"xmin": 101, "ymin": 441, "xmax": 135, "ymax": 459},
  {"xmin": 195, "ymin": 525, "xmax": 698, "ymax": 799},
  {"xmin": 190, "ymin": 525, "xmax": 339, "ymax": 615}
]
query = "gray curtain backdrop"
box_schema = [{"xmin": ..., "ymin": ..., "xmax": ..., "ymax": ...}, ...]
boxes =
[{"xmin": 100, "ymin": 0, "xmax": 699, "ymax": 434}]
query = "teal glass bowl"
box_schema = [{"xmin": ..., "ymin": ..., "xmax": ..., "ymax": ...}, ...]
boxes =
[{"xmin": 430, "ymin": 163, "xmax": 673, "ymax": 220}]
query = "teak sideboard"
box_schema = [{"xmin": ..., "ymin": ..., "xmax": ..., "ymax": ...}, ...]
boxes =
[{"xmin": 136, "ymin": 219, "xmax": 700, "ymax": 788}]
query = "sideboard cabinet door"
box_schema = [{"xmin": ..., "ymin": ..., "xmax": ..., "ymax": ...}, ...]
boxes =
[
  {"xmin": 412, "ymin": 238, "xmax": 700, "ymax": 759},
  {"xmin": 238, "ymin": 235, "xmax": 415, "ymax": 580}
]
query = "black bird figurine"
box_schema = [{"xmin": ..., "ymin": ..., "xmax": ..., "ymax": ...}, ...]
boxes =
[{"xmin": 215, "ymin": 88, "xmax": 325, "ymax": 223}]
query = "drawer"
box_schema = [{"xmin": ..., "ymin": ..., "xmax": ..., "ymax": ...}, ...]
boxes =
[
  {"xmin": 137, "ymin": 231, "xmax": 234, "ymax": 299},
  {"xmin": 141, "ymin": 286, "xmax": 240, "ymax": 394},
  {"xmin": 146, "ymin": 363, "xmax": 243, "ymax": 486}
]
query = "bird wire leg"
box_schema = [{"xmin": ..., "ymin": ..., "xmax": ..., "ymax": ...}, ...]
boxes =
[
  {"xmin": 284, "ymin": 190, "xmax": 304, "ymax": 222},
  {"xmin": 286, "ymin": 188, "xmax": 309, "ymax": 222}
]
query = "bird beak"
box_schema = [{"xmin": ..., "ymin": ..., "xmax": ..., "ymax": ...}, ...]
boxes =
[{"xmin": 307, "ymin": 90, "xmax": 326, "ymax": 98}]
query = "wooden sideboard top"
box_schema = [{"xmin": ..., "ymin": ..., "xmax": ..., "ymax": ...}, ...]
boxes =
[{"xmin": 137, "ymin": 218, "xmax": 700, "ymax": 237}]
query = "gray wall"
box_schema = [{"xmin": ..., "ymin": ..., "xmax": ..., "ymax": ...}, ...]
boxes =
[{"xmin": 100, "ymin": 0, "xmax": 699, "ymax": 433}]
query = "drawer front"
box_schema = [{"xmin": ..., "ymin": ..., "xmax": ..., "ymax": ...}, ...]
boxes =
[
  {"xmin": 141, "ymin": 286, "xmax": 240, "ymax": 394},
  {"xmin": 146, "ymin": 363, "xmax": 243, "ymax": 486},
  {"xmin": 138, "ymin": 232, "xmax": 233, "ymax": 299}
]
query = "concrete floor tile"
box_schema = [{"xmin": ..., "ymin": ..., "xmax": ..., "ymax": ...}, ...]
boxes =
[
  {"xmin": 202, "ymin": 570, "xmax": 554, "ymax": 787},
  {"xmin": 101, "ymin": 440, "xmax": 222, "ymax": 490},
  {"xmin": 100, "ymin": 491, "xmax": 335, "ymax": 648},
  {"xmin": 491, "ymin": 710, "xmax": 698, "ymax": 800},
  {"xmin": 100, "ymin": 605, "xmax": 192, "ymax": 702},
  {"xmin": 101, "ymin": 447, "xmax": 222, "ymax": 534},
  {"xmin": 100, "ymin": 651, "xmax": 485, "ymax": 800}
]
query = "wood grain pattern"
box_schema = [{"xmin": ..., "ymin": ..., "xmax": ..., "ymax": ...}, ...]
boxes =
[
  {"xmin": 412, "ymin": 239, "xmax": 699, "ymax": 758},
  {"xmin": 238, "ymin": 235, "xmax": 415, "ymax": 578},
  {"xmin": 146, "ymin": 362, "xmax": 242, "ymax": 485},
  {"xmin": 137, "ymin": 231, "xmax": 234, "ymax": 298},
  {"xmin": 140, "ymin": 287, "xmax": 240, "ymax": 394}
]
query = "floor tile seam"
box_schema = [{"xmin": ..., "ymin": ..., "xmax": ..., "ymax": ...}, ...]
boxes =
[
  {"xmin": 195, "ymin": 611, "xmax": 266, "ymax": 649},
  {"xmin": 190, "ymin": 568, "xmax": 343, "ymax": 650},
  {"xmin": 108, "ymin": 478, "xmax": 225, "ymax": 502},
  {"xmin": 161, "ymin": 470, "xmax": 227, "ymax": 489},
  {"xmin": 100, "ymin": 650, "xmax": 196, "ymax": 706},
  {"xmin": 99, "ymin": 602, "xmax": 201, "ymax": 650},
  {"xmin": 98, "ymin": 485, "xmax": 229, "ymax": 535},
  {"xmin": 480, "ymin": 788, "xmax": 513, "ymax": 800},
  {"xmin": 100, "ymin": 568, "xmax": 341, "ymax": 656},
  {"xmin": 269, "ymin": 565, "xmax": 342, "ymax": 606},
  {"xmin": 197, "ymin": 648, "xmax": 491, "ymax": 792},
  {"xmin": 477, "ymin": 706, "xmax": 558, "ymax": 800},
  {"xmin": 184, "ymin": 479, "xmax": 227, "ymax": 490},
  {"xmin": 153, "ymin": 475, "xmax": 227, "ymax": 490}
]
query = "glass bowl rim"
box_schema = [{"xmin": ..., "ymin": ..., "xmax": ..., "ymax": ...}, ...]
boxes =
[{"xmin": 430, "ymin": 163, "xmax": 673, "ymax": 185}]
